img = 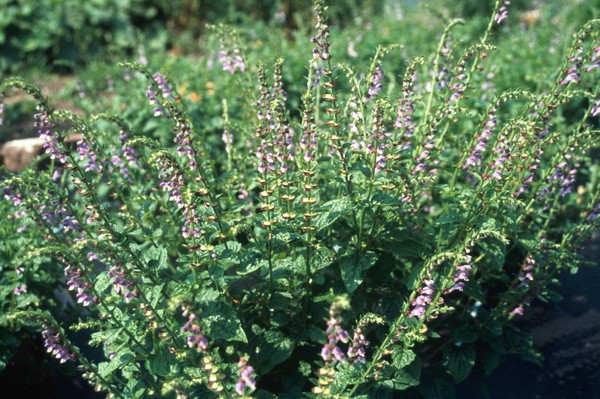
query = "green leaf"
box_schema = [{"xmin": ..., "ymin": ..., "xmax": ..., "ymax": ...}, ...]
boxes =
[
  {"xmin": 340, "ymin": 251, "xmax": 378, "ymax": 293},
  {"xmin": 202, "ymin": 299, "xmax": 247, "ymax": 343},
  {"xmin": 481, "ymin": 347, "xmax": 501, "ymax": 375},
  {"xmin": 452, "ymin": 325, "xmax": 477, "ymax": 344},
  {"xmin": 478, "ymin": 237, "xmax": 506, "ymax": 270},
  {"xmin": 143, "ymin": 246, "xmax": 168, "ymax": 271},
  {"xmin": 444, "ymin": 344, "xmax": 475, "ymax": 383},
  {"xmin": 392, "ymin": 349, "xmax": 416, "ymax": 369},
  {"xmin": 98, "ymin": 350, "xmax": 135, "ymax": 378},
  {"xmin": 94, "ymin": 271, "xmax": 112, "ymax": 293},
  {"xmin": 147, "ymin": 284, "xmax": 165, "ymax": 308},
  {"xmin": 147, "ymin": 349, "xmax": 171, "ymax": 377},
  {"xmin": 314, "ymin": 198, "xmax": 352, "ymax": 232},
  {"xmin": 419, "ymin": 372, "xmax": 456, "ymax": 399},
  {"xmin": 252, "ymin": 327, "xmax": 295, "ymax": 374}
]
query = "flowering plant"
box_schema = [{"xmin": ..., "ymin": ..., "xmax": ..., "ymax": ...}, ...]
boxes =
[{"xmin": 1, "ymin": 1, "xmax": 599, "ymax": 398}]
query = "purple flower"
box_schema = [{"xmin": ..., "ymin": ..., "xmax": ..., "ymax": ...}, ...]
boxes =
[
  {"xmin": 34, "ymin": 110, "xmax": 66, "ymax": 164},
  {"xmin": 0, "ymin": 100, "xmax": 5, "ymax": 126},
  {"xmin": 311, "ymin": 3, "xmax": 331, "ymax": 62},
  {"xmin": 77, "ymin": 138, "xmax": 103, "ymax": 173},
  {"xmin": 494, "ymin": 1, "xmax": 510, "ymax": 24},
  {"xmin": 591, "ymin": 99, "xmax": 600, "ymax": 117},
  {"xmin": 409, "ymin": 278, "xmax": 435, "ymax": 319},
  {"xmin": 321, "ymin": 301, "xmax": 350, "ymax": 365},
  {"xmin": 153, "ymin": 73, "xmax": 173, "ymax": 99},
  {"xmin": 108, "ymin": 264, "xmax": 136, "ymax": 303},
  {"xmin": 218, "ymin": 47, "xmax": 246, "ymax": 74},
  {"xmin": 448, "ymin": 251, "xmax": 473, "ymax": 293},
  {"xmin": 368, "ymin": 66, "xmax": 383, "ymax": 99},
  {"xmin": 65, "ymin": 266, "xmax": 95, "ymax": 307},
  {"xmin": 12, "ymin": 284, "xmax": 27, "ymax": 296},
  {"xmin": 517, "ymin": 255, "xmax": 536, "ymax": 287},
  {"xmin": 235, "ymin": 358, "xmax": 256, "ymax": 395},
  {"xmin": 347, "ymin": 321, "xmax": 370, "ymax": 364},
  {"xmin": 42, "ymin": 326, "xmax": 76, "ymax": 363},
  {"xmin": 586, "ymin": 202, "xmax": 600, "ymax": 223},
  {"xmin": 181, "ymin": 308, "xmax": 208, "ymax": 353}
]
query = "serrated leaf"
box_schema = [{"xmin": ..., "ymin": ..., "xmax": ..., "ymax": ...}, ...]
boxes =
[
  {"xmin": 98, "ymin": 350, "xmax": 135, "ymax": 378},
  {"xmin": 481, "ymin": 347, "xmax": 500, "ymax": 375},
  {"xmin": 143, "ymin": 246, "xmax": 168, "ymax": 271},
  {"xmin": 253, "ymin": 328, "xmax": 295, "ymax": 374},
  {"xmin": 444, "ymin": 345, "xmax": 475, "ymax": 383},
  {"xmin": 202, "ymin": 299, "xmax": 246, "ymax": 342},
  {"xmin": 314, "ymin": 198, "xmax": 352, "ymax": 232},
  {"xmin": 340, "ymin": 251, "xmax": 378, "ymax": 293},
  {"xmin": 392, "ymin": 349, "xmax": 416, "ymax": 369},
  {"xmin": 94, "ymin": 271, "xmax": 112, "ymax": 293},
  {"xmin": 452, "ymin": 325, "xmax": 477, "ymax": 344},
  {"xmin": 147, "ymin": 350, "xmax": 170, "ymax": 377}
]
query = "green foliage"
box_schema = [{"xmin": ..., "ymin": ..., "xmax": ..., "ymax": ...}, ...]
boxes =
[{"xmin": 0, "ymin": 0, "xmax": 599, "ymax": 398}]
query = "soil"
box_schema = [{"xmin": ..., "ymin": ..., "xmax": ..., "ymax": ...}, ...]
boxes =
[{"xmin": 458, "ymin": 230, "xmax": 600, "ymax": 399}]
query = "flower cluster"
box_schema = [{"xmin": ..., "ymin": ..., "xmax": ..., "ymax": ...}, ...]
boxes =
[
  {"xmin": 181, "ymin": 307, "xmax": 208, "ymax": 353},
  {"xmin": 347, "ymin": 320, "xmax": 369, "ymax": 364},
  {"xmin": 108, "ymin": 263, "xmax": 136, "ymax": 303},
  {"xmin": 65, "ymin": 265, "xmax": 96, "ymax": 307},
  {"xmin": 218, "ymin": 46, "xmax": 246, "ymax": 74},
  {"xmin": 42, "ymin": 325, "xmax": 76, "ymax": 363},
  {"xmin": 34, "ymin": 109, "xmax": 66, "ymax": 164},
  {"xmin": 409, "ymin": 278, "xmax": 435, "ymax": 319},
  {"xmin": 235, "ymin": 357, "xmax": 256, "ymax": 396},
  {"xmin": 321, "ymin": 301, "xmax": 350, "ymax": 365},
  {"xmin": 560, "ymin": 46, "xmax": 584, "ymax": 86},
  {"xmin": 77, "ymin": 138, "xmax": 103, "ymax": 174},
  {"xmin": 367, "ymin": 66, "xmax": 383, "ymax": 99},
  {"xmin": 463, "ymin": 113, "xmax": 496, "ymax": 170},
  {"xmin": 394, "ymin": 58, "xmax": 421, "ymax": 151},
  {"xmin": 448, "ymin": 250, "xmax": 473, "ymax": 293},
  {"xmin": 146, "ymin": 73, "xmax": 173, "ymax": 118},
  {"xmin": 311, "ymin": 2, "xmax": 331, "ymax": 62},
  {"xmin": 494, "ymin": 1, "xmax": 510, "ymax": 24}
]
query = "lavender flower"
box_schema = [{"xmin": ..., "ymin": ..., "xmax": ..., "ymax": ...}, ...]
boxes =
[
  {"xmin": 235, "ymin": 357, "xmax": 256, "ymax": 395},
  {"xmin": 12, "ymin": 284, "xmax": 27, "ymax": 296},
  {"xmin": 367, "ymin": 66, "xmax": 383, "ymax": 99},
  {"xmin": 409, "ymin": 278, "xmax": 435, "ymax": 318},
  {"xmin": 34, "ymin": 109, "xmax": 66, "ymax": 164},
  {"xmin": 218, "ymin": 47, "xmax": 246, "ymax": 74},
  {"xmin": 517, "ymin": 255, "xmax": 536, "ymax": 288},
  {"xmin": 464, "ymin": 113, "xmax": 496, "ymax": 170},
  {"xmin": 448, "ymin": 251, "xmax": 473, "ymax": 293},
  {"xmin": 559, "ymin": 47, "xmax": 584, "ymax": 86},
  {"xmin": 347, "ymin": 320, "xmax": 370, "ymax": 364},
  {"xmin": 586, "ymin": 202, "xmax": 600, "ymax": 223},
  {"xmin": 77, "ymin": 138, "xmax": 103, "ymax": 173},
  {"xmin": 108, "ymin": 263, "xmax": 136, "ymax": 303},
  {"xmin": 591, "ymin": 99, "xmax": 600, "ymax": 117},
  {"xmin": 0, "ymin": 100, "xmax": 5, "ymax": 126},
  {"xmin": 311, "ymin": 2, "xmax": 331, "ymax": 62},
  {"xmin": 146, "ymin": 74, "xmax": 173, "ymax": 119},
  {"xmin": 447, "ymin": 66, "xmax": 467, "ymax": 104},
  {"xmin": 321, "ymin": 301, "xmax": 350, "ymax": 365},
  {"xmin": 65, "ymin": 265, "xmax": 96, "ymax": 307},
  {"xmin": 181, "ymin": 308, "xmax": 208, "ymax": 353},
  {"xmin": 494, "ymin": 1, "xmax": 510, "ymax": 24},
  {"xmin": 42, "ymin": 326, "xmax": 76, "ymax": 363}
]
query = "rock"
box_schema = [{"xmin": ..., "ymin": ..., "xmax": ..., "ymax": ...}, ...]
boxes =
[{"xmin": 0, "ymin": 133, "xmax": 82, "ymax": 172}]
